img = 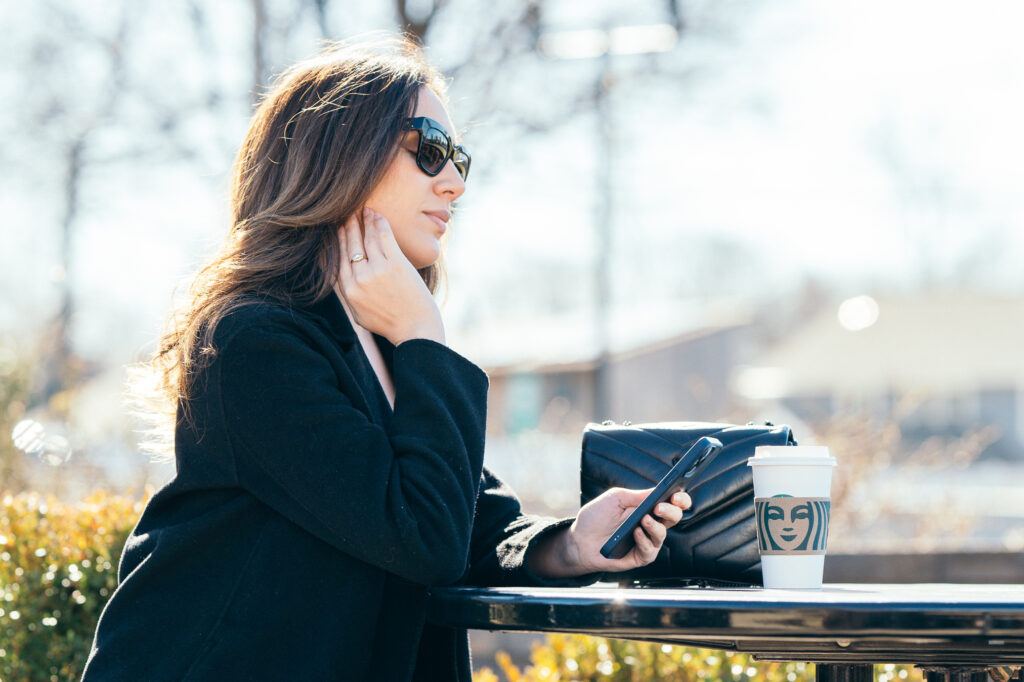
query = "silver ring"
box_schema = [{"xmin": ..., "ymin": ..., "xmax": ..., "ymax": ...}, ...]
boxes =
[{"xmin": 350, "ymin": 253, "xmax": 365, "ymax": 263}]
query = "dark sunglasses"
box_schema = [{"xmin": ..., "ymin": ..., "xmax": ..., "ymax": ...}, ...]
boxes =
[{"xmin": 401, "ymin": 116, "xmax": 471, "ymax": 181}]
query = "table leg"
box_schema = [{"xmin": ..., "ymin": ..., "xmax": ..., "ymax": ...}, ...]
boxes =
[
  {"xmin": 918, "ymin": 668, "xmax": 990, "ymax": 682},
  {"xmin": 815, "ymin": 663, "xmax": 874, "ymax": 681}
]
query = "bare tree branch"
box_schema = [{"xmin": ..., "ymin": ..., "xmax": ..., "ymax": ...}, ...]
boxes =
[{"xmin": 394, "ymin": 0, "xmax": 450, "ymax": 44}]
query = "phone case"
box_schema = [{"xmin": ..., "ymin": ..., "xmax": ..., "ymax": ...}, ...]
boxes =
[{"xmin": 599, "ymin": 436, "xmax": 723, "ymax": 560}]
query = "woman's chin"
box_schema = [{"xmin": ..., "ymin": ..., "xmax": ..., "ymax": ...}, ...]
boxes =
[{"xmin": 407, "ymin": 245, "xmax": 441, "ymax": 269}]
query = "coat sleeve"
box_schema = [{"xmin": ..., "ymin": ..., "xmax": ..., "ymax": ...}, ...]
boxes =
[
  {"xmin": 457, "ymin": 466, "xmax": 606, "ymax": 587},
  {"xmin": 216, "ymin": 320, "xmax": 488, "ymax": 587}
]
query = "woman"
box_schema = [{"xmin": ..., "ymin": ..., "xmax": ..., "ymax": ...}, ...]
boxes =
[{"xmin": 82, "ymin": 36, "xmax": 691, "ymax": 681}]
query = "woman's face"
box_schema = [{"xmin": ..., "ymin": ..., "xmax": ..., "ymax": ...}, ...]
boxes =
[{"xmin": 363, "ymin": 88, "xmax": 467, "ymax": 269}]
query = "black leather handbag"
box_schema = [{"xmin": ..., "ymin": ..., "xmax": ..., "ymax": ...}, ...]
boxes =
[{"xmin": 580, "ymin": 420, "xmax": 797, "ymax": 586}]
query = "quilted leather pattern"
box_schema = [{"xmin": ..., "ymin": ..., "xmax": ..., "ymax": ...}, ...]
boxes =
[{"xmin": 580, "ymin": 421, "xmax": 797, "ymax": 585}]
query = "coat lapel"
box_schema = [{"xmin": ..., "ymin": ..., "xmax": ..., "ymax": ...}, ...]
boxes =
[{"xmin": 301, "ymin": 294, "xmax": 393, "ymax": 429}]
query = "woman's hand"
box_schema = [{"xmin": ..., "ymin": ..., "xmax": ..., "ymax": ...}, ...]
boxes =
[
  {"xmin": 336, "ymin": 208, "xmax": 445, "ymax": 346},
  {"xmin": 527, "ymin": 487, "xmax": 691, "ymax": 579}
]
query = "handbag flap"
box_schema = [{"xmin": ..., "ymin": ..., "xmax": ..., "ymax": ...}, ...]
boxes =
[{"xmin": 580, "ymin": 421, "xmax": 795, "ymax": 527}]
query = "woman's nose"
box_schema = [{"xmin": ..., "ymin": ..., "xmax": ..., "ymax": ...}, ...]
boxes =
[{"xmin": 435, "ymin": 159, "xmax": 466, "ymax": 199}]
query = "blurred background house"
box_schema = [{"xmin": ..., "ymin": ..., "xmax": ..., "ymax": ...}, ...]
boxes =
[
  {"xmin": 734, "ymin": 293, "xmax": 1024, "ymax": 461},
  {"xmin": 480, "ymin": 292, "xmax": 1024, "ymax": 464},
  {"xmin": 460, "ymin": 299, "xmax": 752, "ymax": 434}
]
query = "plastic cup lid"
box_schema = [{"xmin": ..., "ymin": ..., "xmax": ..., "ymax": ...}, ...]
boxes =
[{"xmin": 747, "ymin": 446, "xmax": 836, "ymax": 467}]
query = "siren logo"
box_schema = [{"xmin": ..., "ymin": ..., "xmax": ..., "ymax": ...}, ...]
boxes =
[{"xmin": 755, "ymin": 495, "xmax": 830, "ymax": 555}]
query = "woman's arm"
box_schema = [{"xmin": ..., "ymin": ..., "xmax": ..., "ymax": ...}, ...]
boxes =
[
  {"xmin": 457, "ymin": 468, "xmax": 689, "ymax": 586},
  {"xmin": 457, "ymin": 468, "xmax": 603, "ymax": 587},
  {"xmin": 217, "ymin": 315, "xmax": 488, "ymax": 587},
  {"xmin": 524, "ymin": 527, "xmax": 576, "ymax": 579}
]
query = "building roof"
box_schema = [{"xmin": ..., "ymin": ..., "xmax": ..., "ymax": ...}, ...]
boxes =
[{"xmin": 734, "ymin": 293, "xmax": 1024, "ymax": 398}]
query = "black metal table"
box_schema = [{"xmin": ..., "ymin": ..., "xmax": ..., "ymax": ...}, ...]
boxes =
[{"xmin": 427, "ymin": 583, "xmax": 1024, "ymax": 681}]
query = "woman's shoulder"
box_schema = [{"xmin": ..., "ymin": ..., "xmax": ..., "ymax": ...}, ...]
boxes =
[{"xmin": 211, "ymin": 297, "xmax": 325, "ymax": 353}]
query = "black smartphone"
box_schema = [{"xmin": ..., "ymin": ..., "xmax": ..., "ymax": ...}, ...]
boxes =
[{"xmin": 599, "ymin": 436, "xmax": 723, "ymax": 560}]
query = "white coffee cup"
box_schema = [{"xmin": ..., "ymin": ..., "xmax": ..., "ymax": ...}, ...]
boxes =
[{"xmin": 747, "ymin": 446, "xmax": 837, "ymax": 589}]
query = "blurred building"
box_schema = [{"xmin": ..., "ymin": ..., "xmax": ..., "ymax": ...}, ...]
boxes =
[
  {"xmin": 732, "ymin": 294, "xmax": 1024, "ymax": 460},
  {"xmin": 485, "ymin": 323, "xmax": 750, "ymax": 434},
  {"xmin": 453, "ymin": 300, "xmax": 753, "ymax": 436}
]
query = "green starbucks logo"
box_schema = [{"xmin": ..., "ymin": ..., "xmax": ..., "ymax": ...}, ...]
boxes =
[{"xmin": 755, "ymin": 495, "xmax": 830, "ymax": 555}]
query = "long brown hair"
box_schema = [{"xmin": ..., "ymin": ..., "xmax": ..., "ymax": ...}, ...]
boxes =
[{"xmin": 131, "ymin": 35, "xmax": 448, "ymax": 459}]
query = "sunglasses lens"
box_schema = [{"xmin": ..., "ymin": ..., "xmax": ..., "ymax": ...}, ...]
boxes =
[
  {"xmin": 453, "ymin": 149, "xmax": 471, "ymax": 181},
  {"xmin": 418, "ymin": 127, "xmax": 451, "ymax": 175}
]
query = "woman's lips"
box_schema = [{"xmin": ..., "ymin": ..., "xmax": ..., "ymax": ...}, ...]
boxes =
[{"xmin": 424, "ymin": 212, "xmax": 448, "ymax": 232}]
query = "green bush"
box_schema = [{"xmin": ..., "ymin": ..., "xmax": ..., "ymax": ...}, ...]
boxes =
[
  {"xmin": 473, "ymin": 634, "xmax": 925, "ymax": 681},
  {"xmin": 0, "ymin": 490, "xmax": 144, "ymax": 682}
]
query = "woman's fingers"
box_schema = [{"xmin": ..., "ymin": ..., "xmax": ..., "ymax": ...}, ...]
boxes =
[
  {"xmin": 346, "ymin": 210, "xmax": 367, "ymax": 264},
  {"xmin": 634, "ymin": 517, "xmax": 659, "ymax": 561},
  {"xmin": 337, "ymin": 214, "xmax": 359, "ymax": 290},
  {"xmin": 644, "ymin": 515, "xmax": 667, "ymax": 546},
  {"xmin": 653, "ymin": 501, "xmax": 684, "ymax": 527},
  {"xmin": 372, "ymin": 211, "xmax": 407, "ymax": 262},
  {"xmin": 671, "ymin": 491, "xmax": 692, "ymax": 509},
  {"xmin": 337, "ymin": 223, "xmax": 350, "ymax": 283},
  {"xmin": 362, "ymin": 210, "xmax": 388, "ymax": 262}
]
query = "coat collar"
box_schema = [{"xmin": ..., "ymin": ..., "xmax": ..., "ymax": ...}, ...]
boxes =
[
  {"xmin": 302, "ymin": 293, "xmax": 395, "ymax": 365},
  {"xmin": 302, "ymin": 293, "xmax": 358, "ymax": 346}
]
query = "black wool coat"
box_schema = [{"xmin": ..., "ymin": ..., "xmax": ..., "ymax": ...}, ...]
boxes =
[{"xmin": 81, "ymin": 294, "xmax": 603, "ymax": 681}]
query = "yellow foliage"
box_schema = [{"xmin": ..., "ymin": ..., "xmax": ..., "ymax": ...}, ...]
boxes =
[
  {"xmin": 496, "ymin": 650, "xmax": 522, "ymax": 681},
  {"xmin": 474, "ymin": 634, "xmax": 926, "ymax": 682},
  {"xmin": 0, "ymin": 489, "xmax": 147, "ymax": 682},
  {"xmin": 474, "ymin": 667, "xmax": 501, "ymax": 682}
]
